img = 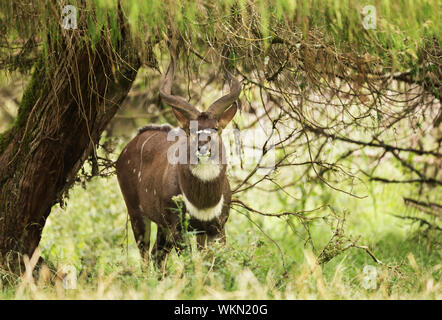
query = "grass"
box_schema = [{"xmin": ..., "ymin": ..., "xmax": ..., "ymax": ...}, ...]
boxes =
[{"xmin": 0, "ymin": 143, "xmax": 439, "ymax": 299}]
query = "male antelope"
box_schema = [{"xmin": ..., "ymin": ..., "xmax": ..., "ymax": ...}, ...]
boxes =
[{"xmin": 116, "ymin": 47, "xmax": 240, "ymax": 265}]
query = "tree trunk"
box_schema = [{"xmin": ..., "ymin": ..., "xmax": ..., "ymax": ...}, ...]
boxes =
[{"xmin": 0, "ymin": 15, "xmax": 140, "ymax": 272}]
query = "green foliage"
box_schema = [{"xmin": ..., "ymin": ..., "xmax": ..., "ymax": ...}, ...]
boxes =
[{"xmin": 1, "ymin": 1, "xmax": 440, "ymax": 71}]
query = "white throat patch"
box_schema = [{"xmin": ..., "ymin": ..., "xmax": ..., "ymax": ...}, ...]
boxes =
[
  {"xmin": 182, "ymin": 193, "xmax": 224, "ymax": 221},
  {"xmin": 190, "ymin": 163, "xmax": 222, "ymax": 182}
]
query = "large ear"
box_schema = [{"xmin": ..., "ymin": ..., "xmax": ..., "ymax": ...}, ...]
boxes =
[
  {"xmin": 172, "ymin": 108, "xmax": 191, "ymax": 128},
  {"xmin": 218, "ymin": 102, "xmax": 238, "ymax": 129}
]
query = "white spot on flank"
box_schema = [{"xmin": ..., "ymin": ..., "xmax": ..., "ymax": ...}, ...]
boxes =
[
  {"xmin": 127, "ymin": 159, "xmax": 130, "ymax": 164},
  {"xmin": 154, "ymin": 189, "xmax": 157, "ymax": 195},
  {"xmin": 182, "ymin": 193, "xmax": 224, "ymax": 221},
  {"xmin": 190, "ymin": 163, "xmax": 222, "ymax": 182},
  {"xmin": 138, "ymin": 204, "xmax": 143, "ymax": 211},
  {"xmin": 133, "ymin": 168, "xmax": 136, "ymax": 173}
]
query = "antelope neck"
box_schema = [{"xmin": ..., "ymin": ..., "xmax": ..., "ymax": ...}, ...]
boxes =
[{"xmin": 178, "ymin": 164, "xmax": 225, "ymax": 210}]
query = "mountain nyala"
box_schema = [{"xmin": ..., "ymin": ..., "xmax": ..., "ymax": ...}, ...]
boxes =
[{"xmin": 116, "ymin": 45, "xmax": 241, "ymax": 265}]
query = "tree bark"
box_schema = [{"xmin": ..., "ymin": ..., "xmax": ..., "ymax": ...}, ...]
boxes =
[{"xmin": 0, "ymin": 14, "xmax": 140, "ymax": 271}]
